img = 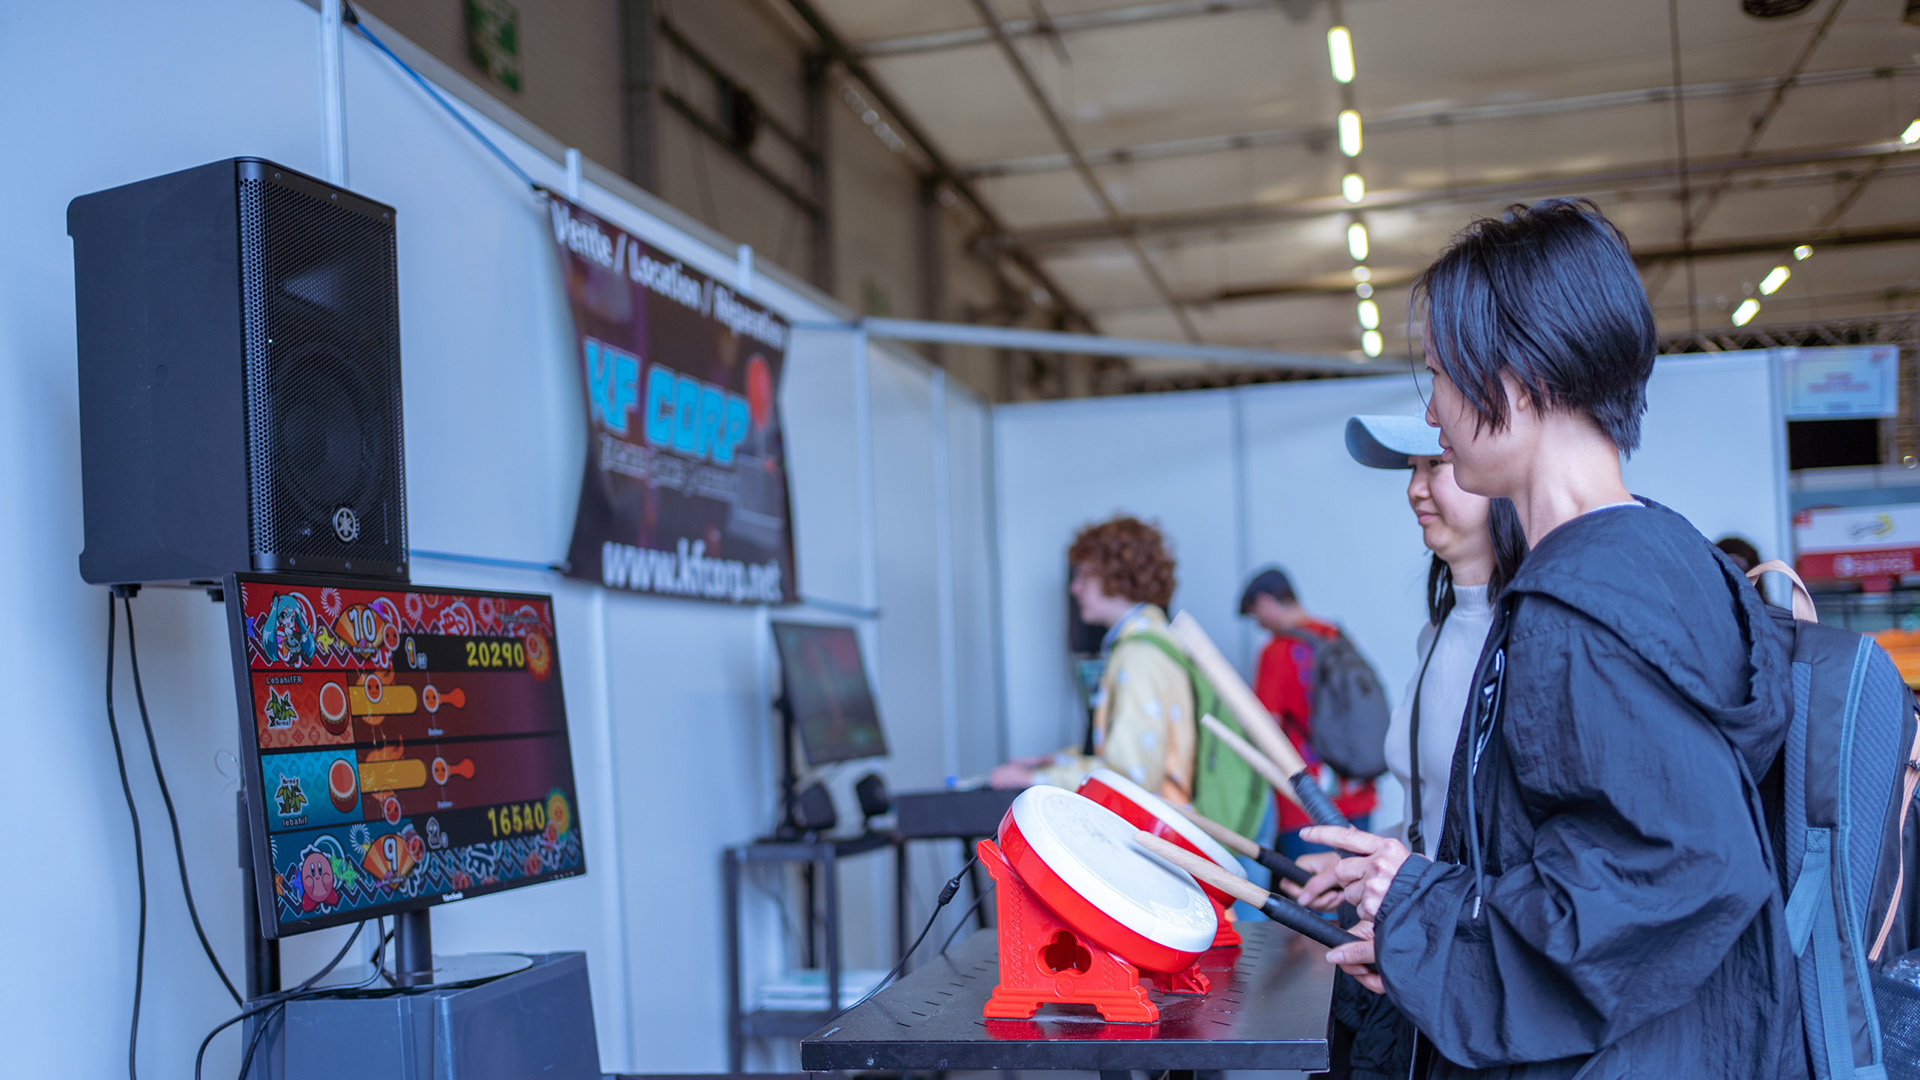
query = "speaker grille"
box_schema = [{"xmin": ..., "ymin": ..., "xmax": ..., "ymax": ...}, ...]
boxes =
[{"xmin": 240, "ymin": 174, "xmax": 407, "ymax": 574}]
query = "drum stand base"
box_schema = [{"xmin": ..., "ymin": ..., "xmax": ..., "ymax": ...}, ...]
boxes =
[
  {"xmin": 976, "ymin": 839, "xmax": 1210, "ymax": 1024},
  {"xmin": 1209, "ymin": 896, "xmax": 1242, "ymax": 950}
]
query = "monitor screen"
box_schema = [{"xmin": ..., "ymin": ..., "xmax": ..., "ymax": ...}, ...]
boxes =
[
  {"xmin": 771, "ymin": 621, "xmax": 887, "ymax": 766},
  {"xmin": 226, "ymin": 573, "xmax": 586, "ymax": 937}
]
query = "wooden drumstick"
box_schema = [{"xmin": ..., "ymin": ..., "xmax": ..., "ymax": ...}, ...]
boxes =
[
  {"xmin": 1171, "ymin": 611, "xmax": 1353, "ymax": 828},
  {"xmin": 1135, "ymin": 833, "xmax": 1366, "ymax": 961},
  {"xmin": 1173, "ymin": 803, "xmax": 1313, "ymax": 887}
]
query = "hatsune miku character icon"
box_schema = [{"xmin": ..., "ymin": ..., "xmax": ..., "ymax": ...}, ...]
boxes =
[{"xmin": 259, "ymin": 592, "xmax": 318, "ymax": 665}]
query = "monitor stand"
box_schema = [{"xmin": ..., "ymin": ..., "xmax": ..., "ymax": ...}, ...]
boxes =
[{"xmin": 766, "ymin": 691, "xmax": 807, "ymax": 841}]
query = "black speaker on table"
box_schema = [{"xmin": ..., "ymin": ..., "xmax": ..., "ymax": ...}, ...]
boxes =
[{"xmin": 69, "ymin": 157, "xmax": 408, "ymax": 587}]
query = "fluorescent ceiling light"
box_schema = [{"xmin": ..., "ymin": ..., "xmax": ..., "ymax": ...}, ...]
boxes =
[
  {"xmin": 1358, "ymin": 299, "xmax": 1380, "ymax": 330},
  {"xmin": 1342, "ymin": 173, "xmax": 1365, "ymax": 203},
  {"xmin": 1338, "ymin": 110, "xmax": 1362, "ymax": 157},
  {"xmin": 1794, "ymin": 244, "xmax": 1813, "ymax": 261},
  {"xmin": 1355, "ymin": 282, "xmax": 1373, "ymax": 298},
  {"xmin": 1348, "ymin": 221, "xmax": 1369, "ymax": 261},
  {"xmin": 1759, "ymin": 266, "xmax": 1790, "ymax": 295},
  {"xmin": 1732, "ymin": 299, "xmax": 1761, "ymax": 327},
  {"xmin": 1328, "ymin": 27, "xmax": 1355, "ymax": 84},
  {"xmin": 1351, "ymin": 266, "xmax": 1371, "ymax": 283},
  {"xmin": 1904, "ymin": 119, "xmax": 1920, "ymax": 145},
  {"xmin": 1362, "ymin": 329, "xmax": 1383, "ymax": 357}
]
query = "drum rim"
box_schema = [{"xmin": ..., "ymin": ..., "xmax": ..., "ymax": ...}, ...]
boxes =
[
  {"xmin": 1081, "ymin": 767, "xmax": 1240, "ymax": 874},
  {"xmin": 1002, "ymin": 786, "xmax": 1216, "ymax": 959}
]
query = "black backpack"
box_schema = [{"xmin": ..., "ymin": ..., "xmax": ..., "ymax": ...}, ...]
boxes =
[
  {"xmin": 1291, "ymin": 629, "xmax": 1391, "ymax": 780},
  {"xmin": 1750, "ymin": 562, "xmax": 1920, "ymax": 1079}
]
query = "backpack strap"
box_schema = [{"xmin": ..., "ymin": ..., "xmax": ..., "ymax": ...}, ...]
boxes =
[
  {"xmin": 1870, "ymin": 717, "xmax": 1920, "ymax": 962},
  {"xmin": 1749, "ymin": 559, "xmax": 1819, "ymax": 623},
  {"xmin": 1406, "ymin": 616, "xmax": 1447, "ymax": 857}
]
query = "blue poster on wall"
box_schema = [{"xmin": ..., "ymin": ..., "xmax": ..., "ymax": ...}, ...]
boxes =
[{"xmin": 546, "ymin": 195, "xmax": 798, "ymax": 605}]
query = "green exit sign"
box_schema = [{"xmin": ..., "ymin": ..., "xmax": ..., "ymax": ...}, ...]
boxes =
[{"xmin": 465, "ymin": 0, "xmax": 521, "ymax": 94}]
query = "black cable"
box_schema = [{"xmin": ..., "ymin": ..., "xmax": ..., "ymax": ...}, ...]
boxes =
[
  {"xmin": 103, "ymin": 594, "xmax": 147, "ymax": 1080},
  {"xmin": 122, "ymin": 598, "xmax": 242, "ymax": 1005},
  {"xmin": 194, "ymin": 920, "xmax": 368, "ymax": 1080},
  {"xmin": 829, "ymin": 857, "xmax": 977, "ymax": 1019},
  {"xmin": 235, "ymin": 919, "xmax": 393, "ymax": 1080},
  {"xmin": 937, "ymin": 884, "xmax": 995, "ymax": 956}
]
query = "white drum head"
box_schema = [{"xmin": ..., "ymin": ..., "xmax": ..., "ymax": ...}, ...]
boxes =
[
  {"xmin": 1085, "ymin": 767, "xmax": 1241, "ymax": 875},
  {"xmin": 1007, "ymin": 785, "xmax": 1216, "ymax": 954}
]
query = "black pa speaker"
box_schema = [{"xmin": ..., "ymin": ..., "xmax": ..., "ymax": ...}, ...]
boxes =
[{"xmin": 69, "ymin": 157, "xmax": 408, "ymax": 587}]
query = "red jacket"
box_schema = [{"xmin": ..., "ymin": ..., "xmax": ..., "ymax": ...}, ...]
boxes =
[{"xmin": 1254, "ymin": 620, "xmax": 1378, "ymax": 831}]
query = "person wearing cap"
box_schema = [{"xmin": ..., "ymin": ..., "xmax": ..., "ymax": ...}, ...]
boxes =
[
  {"xmin": 1292, "ymin": 415, "xmax": 1528, "ymax": 1080},
  {"xmin": 1239, "ymin": 566, "xmax": 1378, "ymax": 856},
  {"xmin": 1303, "ymin": 200, "xmax": 1799, "ymax": 1079}
]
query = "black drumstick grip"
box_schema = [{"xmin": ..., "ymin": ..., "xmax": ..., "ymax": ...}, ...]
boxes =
[
  {"xmin": 1255, "ymin": 847, "xmax": 1314, "ymax": 887},
  {"xmin": 1291, "ymin": 771, "xmax": 1353, "ymax": 829},
  {"xmin": 1259, "ymin": 895, "xmax": 1356, "ymax": 948}
]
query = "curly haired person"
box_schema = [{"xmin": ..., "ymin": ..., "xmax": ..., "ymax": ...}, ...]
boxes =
[{"xmin": 990, "ymin": 515, "xmax": 1199, "ymax": 802}]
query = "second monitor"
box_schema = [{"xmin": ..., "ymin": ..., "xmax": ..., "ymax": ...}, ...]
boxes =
[{"xmin": 771, "ymin": 621, "xmax": 887, "ymax": 767}]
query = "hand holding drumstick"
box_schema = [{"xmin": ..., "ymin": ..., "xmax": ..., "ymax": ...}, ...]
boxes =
[
  {"xmin": 1133, "ymin": 832, "xmax": 1365, "ymax": 956},
  {"xmin": 1168, "ymin": 803, "xmax": 1341, "ymax": 911}
]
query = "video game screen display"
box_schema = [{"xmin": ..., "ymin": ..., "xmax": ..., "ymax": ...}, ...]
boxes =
[
  {"xmin": 772, "ymin": 621, "xmax": 887, "ymax": 766},
  {"xmin": 226, "ymin": 573, "xmax": 586, "ymax": 937}
]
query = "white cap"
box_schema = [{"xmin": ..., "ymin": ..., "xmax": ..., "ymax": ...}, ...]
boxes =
[{"xmin": 1346, "ymin": 414, "xmax": 1442, "ymax": 469}]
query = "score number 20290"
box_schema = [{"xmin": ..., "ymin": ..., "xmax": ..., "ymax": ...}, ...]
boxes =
[{"xmin": 463, "ymin": 637, "xmax": 526, "ymax": 670}]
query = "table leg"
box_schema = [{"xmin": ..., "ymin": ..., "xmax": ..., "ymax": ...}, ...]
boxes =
[
  {"xmin": 802, "ymin": 861, "xmax": 818, "ymax": 969},
  {"xmin": 723, "ymin": 847, "xmax": 743, "ymax": 1073},
  {"xmin": 895, "ymin": 837, "xmax": 909, "ymax": 966},
  {"xmin": 823, "ymin": 845, "xmax": 840, "ymax": 1018}
]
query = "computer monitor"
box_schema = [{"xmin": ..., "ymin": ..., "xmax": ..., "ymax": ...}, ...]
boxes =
[
  {"xmin": 226, "ymin": 573, "xmax": 586, "ymax": 938},
  {"xmin": 771, "ymin": 621, "xmax": 887, "ymax": 766}
]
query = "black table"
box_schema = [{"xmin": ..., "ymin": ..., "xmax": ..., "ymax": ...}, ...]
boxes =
[{"xmin": 800, "ymin": 921, "xmax": 1334, "ymax": 1073}]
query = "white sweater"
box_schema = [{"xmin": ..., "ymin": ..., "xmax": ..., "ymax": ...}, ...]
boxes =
[{"xmin": 1381, "ymin": 583, "xmax": 1496, "ymax": 856}]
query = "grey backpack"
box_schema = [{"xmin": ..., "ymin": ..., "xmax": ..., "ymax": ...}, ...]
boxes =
[{"xmin": 1297, "ymin": 629, "xmax": 1391, "ymax": 780}]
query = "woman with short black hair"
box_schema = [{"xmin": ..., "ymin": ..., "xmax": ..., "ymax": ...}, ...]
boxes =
[{"xmin": 1301, "ymin": 199, "xmax": 1802, "ymax": 1079}]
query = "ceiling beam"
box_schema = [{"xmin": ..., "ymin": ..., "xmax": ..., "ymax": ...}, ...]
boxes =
[
  {"xmin": 958, "ymin": 62, "xmax": 1920, "ymax": 180},
  {"xmin": 778, "ymin": 0, "xmax": 1098, "ymax": 331},
  {"xmin": 964, "ymin": 0, "xmax": 1202, "ymax": 341},
  {"xmin": 851, "ymin": 0, "xmax": 1290, "ymax": 58},
  {"xmin": 1094, "ymin": 223, "xmax": 1920, "ymax": 310},
  {"xmin": 983, "ymin": 138, "xmax": 1919, "ymax": 252}
]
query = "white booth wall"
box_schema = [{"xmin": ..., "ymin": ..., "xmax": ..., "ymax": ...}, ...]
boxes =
[
  {"xmin": 0, "ymin": 3, "xmax": 1795, "ymax": 1076},
  {"xmin": 1, "ymin": 2, "xmax": 997, "ymax": 1075},
  {"xmin": 995, "ymin": 358, "xmax": 1790, "ymax": 834}
]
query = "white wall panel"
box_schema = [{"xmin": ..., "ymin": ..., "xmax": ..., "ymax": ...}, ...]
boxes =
[
  {"xmin": 1, "ymin": 3, "xmax": 1001, "ymax": 1076},
  {"xmin": 1627, "ymin": 353, "xmax": 1790, "ymax": 565},
  {"xmin": 994, "ymin": 391, "xmax": 1241, "ymax": 760},
  {"xmin": 0, "ymin": 2, "xmax": 326, "ymax": 1077},
  {"xmin": 947, "ymin": 387, "xmax": 1006, "ymax": 778},
  {"xmin": 870, "ymin": 350, "xmax": 945, "ymax": 792},
  {"xmin": 1239, "ymin": 375, "xmax": 1436, "ymax": 704},
  {"xmin": 783, "ymin": 327, "xmax": 869, "ymax": 610}
]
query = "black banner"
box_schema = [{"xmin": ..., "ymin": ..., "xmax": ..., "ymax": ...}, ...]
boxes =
[{"xmin": 547, "ymin": 195, "xmax": 797, "ymax": 604}]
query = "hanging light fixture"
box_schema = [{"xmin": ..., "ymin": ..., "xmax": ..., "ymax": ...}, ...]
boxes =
[
  {"xmin": 1327, "ymin": 26, "xmax": 1355, "ymax": 83},
  {"xmin": 1338, "ymin": 110, "xmax": 1363, "ymax": 157}
]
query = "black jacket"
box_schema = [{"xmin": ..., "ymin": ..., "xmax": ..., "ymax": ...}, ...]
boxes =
[{"xmin": 1373, "ymin": 500, "xmax": 1806, "ymax": 1079}]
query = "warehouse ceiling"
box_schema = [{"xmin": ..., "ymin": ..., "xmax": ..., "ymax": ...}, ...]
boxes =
[{"xmin": 794, "ymin": 0, "xmax": 1920, "ymax": 372}]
